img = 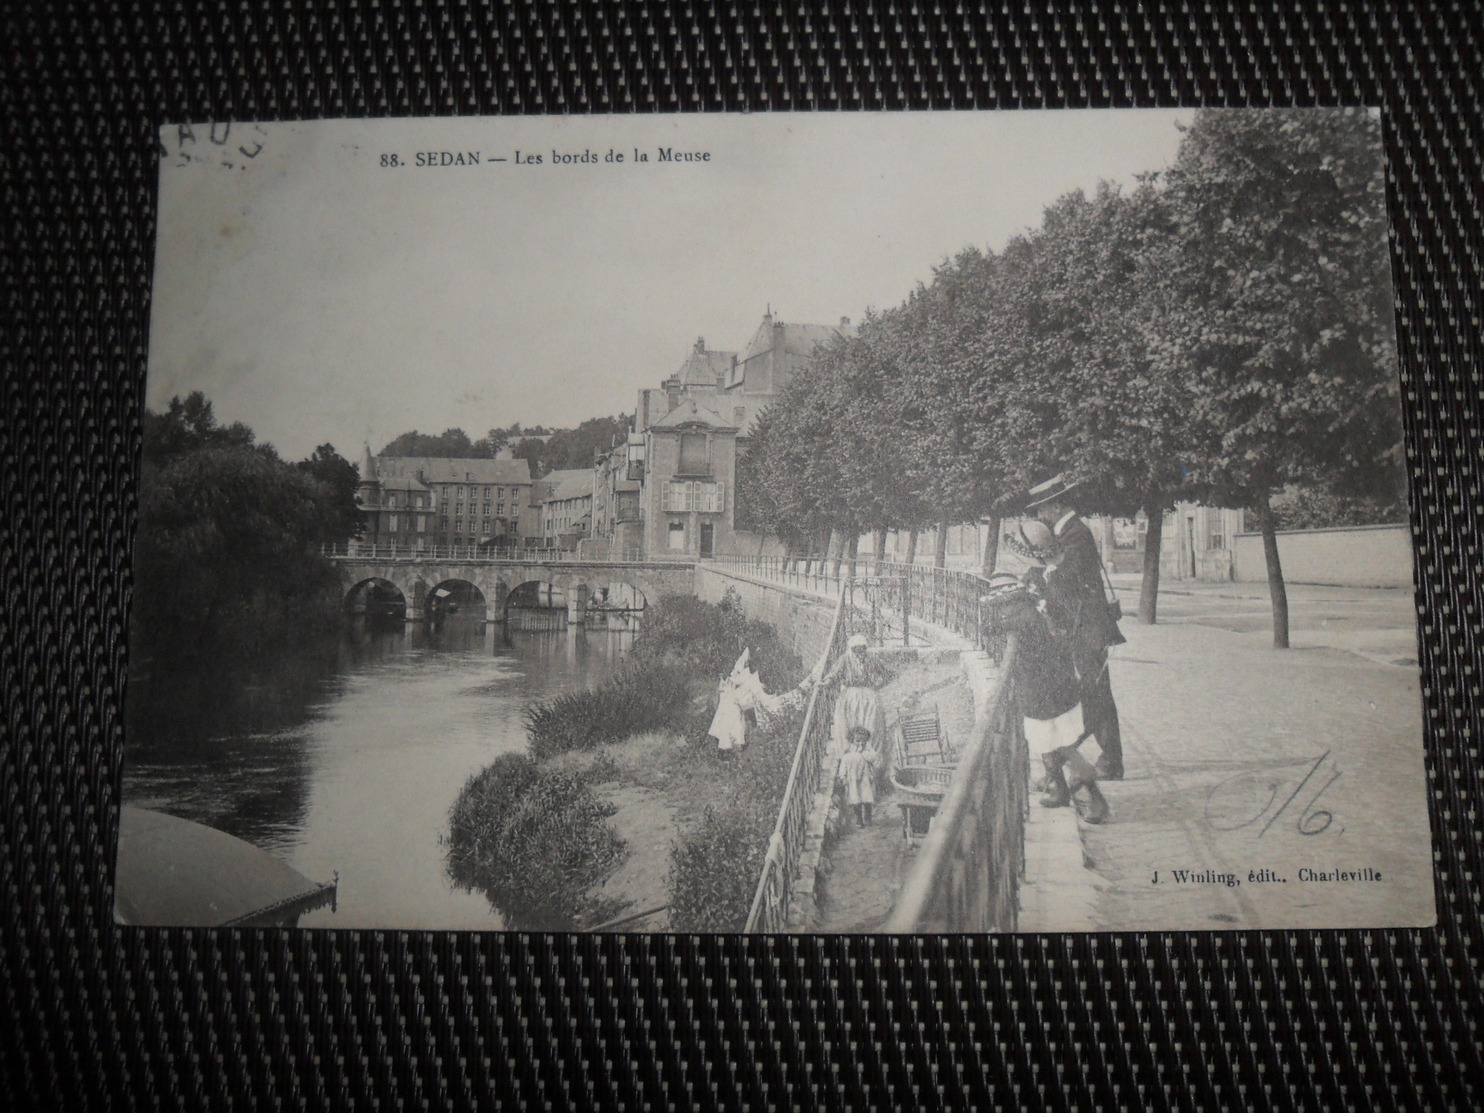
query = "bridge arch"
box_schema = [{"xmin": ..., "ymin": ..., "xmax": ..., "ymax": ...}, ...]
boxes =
[
  {"xmin": 331, "ymin": 558, "xmax": 693, "ymax": 623},
  {"xmin": 542, "ymin": 570, "xmax": 666, "ymax": 611},
  {"xmin": 579, "ymin": 577, "xmax": 648, "ymax": 612},
  {"xmin": 424, "ymin": 576, "xmax": 489, "ymax": 621},
  {"xmin": 343, "ymin": 576, "xmax": 409, "ymax": 618}
]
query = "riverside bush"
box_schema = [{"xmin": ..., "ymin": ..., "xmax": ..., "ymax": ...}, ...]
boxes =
[
  {"xmin": 628, "ymin": 589, "xmax": 803, "ymax": 692},
  {"xmin": 446, "ymin": 753, "xmax": 625, "ymax": 929},
  {"xmin": 666, "ymin": 702, "xmax": 805, "ymax": 931},
  {"xmin": 524, "ymin": 663, "xmax": 692, "ymax": 761},
  {"xmin": 667, "ymin": 806, "xmax": 761, "ymax": 931},
  {"xmin": 523, "ymin": 592, "xmax": 802, "ymax": 760},
  {"xmin": 467, "ymin": 592, "xmax": 808, "ymax": 930}
]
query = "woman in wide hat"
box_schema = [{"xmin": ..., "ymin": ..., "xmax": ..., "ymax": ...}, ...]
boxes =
[
  {"xmin": 819, "ymin": 633, "xmax": 893, "ymax": 759},
  {"xmin": 985, "ymin": 535, "xmax": 1109, "ymax": 823}
]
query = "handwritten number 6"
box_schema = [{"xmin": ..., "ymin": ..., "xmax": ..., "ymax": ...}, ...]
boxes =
[{"xmin": 1297, "ymin": 771, "xmax": 1341, "ymax": 836}]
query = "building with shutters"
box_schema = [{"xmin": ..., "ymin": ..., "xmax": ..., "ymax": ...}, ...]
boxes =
[
  {"xmin": 590, "ymin": 311, "xmax": 854, "ymax": 559},
  {"xmin": 354, "ymin": 447, "xmax": 535, "ymax": 552},
  {"xmin": 534, "ymin": 468, "xmax": 595, "ymax": 550}
]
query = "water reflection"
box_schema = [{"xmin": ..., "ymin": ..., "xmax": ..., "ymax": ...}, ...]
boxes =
[{"xmin": 122, "ymin": 614, "xmax": 636, "ymax": 929}]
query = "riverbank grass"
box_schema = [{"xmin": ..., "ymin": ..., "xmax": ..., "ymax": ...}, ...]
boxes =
[
  {"xmin": 548, "ymin": 704, "xmax": 804, "ymax": 931},
  {"xmin": 447, "ymin": 591, "xmax": 806, "ymax": 931}
]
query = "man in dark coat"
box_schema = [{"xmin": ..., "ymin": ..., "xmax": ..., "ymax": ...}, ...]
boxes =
[{"xmin": 1026, "ymin": 474, "xmax": 1127, "ymax": 779}]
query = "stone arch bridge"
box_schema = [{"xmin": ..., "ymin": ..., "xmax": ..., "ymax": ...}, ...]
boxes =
[{"xmin": 332, "ymin": 555, "xmax": 696, "ymax": 621}]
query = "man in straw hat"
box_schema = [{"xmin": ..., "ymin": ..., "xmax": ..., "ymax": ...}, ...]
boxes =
[{"xmin": 1024, "ymin": 473, "xmax": 1127, "ymax": 781}]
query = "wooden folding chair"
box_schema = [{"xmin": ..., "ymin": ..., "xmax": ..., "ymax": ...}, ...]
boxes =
[{"xmin": 896, "ymin": 703, "xmax": 954, "ymax": 768}]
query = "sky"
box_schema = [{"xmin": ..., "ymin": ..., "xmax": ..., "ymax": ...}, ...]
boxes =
[{"xmin": 147, "ymin": 111, "xmax": 1191, "ymax": 461}]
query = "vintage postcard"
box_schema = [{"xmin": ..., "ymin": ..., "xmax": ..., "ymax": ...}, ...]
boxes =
[{"xmin": 119, "ymin": 111, "xmax": 1433, "ymax": 933}]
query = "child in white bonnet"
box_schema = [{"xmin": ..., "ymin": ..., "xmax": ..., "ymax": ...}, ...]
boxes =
[{"xmin": 838, "ymin": 726, "xmax": 877, "ymax": 827}]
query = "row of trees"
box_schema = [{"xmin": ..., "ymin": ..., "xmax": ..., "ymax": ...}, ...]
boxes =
[
  {"xmin": 378, "ymin": 415, "xmax": 630, "ymax": 477},
  {"xmin": 739, "ymin": 109, "xmax": 1403, "ymax": 647}
]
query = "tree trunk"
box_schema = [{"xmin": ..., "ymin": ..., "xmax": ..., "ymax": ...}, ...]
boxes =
[
  {"xmin": 1254, "ymin": 491, "xmax": 1290, "ymax": 649},
  {"xmin": 1138, "ymin": 510, "xmax": 1164, "ymax": 625},
  {"xmin": 829, "ymin": 529, "xmax": 843, "ymax": 581},
  {"xmin": 933, "ymin": 519, "xmax": 949, "ymax": 569},
  {"xmin": 906, "ymin": 526, "xmax": 919, "ymax": 565},
  {"xmin": 874, "ymin": 527, "xmax": 888, "ymax": 561},
  {"xmin": 846, "ymin": 531, "xmax": 859, "ymax": 581},
  {"xmin": 979, "ymin": 516, "xmax": 1001, "ymax": 578}
]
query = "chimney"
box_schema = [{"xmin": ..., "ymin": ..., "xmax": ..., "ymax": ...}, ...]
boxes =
[{"xmin": 695, "ymin": 336, "xmax": 705, "ymax": 353}]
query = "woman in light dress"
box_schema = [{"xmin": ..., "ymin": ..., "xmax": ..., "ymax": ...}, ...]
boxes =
[{"xmin": 819, "ymin": 633, "xmax": 892, "ymax": 758}]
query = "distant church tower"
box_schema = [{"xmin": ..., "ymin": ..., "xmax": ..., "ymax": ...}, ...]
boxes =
[{"xmin": 356, "ymin": 444, "xmax": 381, "ymax": 540}]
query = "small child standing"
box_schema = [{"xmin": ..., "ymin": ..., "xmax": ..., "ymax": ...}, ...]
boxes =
[{"xmin": 837, "ymin": 726, "xmax": 877, "ymax": 827}]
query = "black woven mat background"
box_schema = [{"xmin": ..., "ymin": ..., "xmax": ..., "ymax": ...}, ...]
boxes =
[{"xmin": 4, "ymin": 0, "xmax": 1481, "ymax": 1108}]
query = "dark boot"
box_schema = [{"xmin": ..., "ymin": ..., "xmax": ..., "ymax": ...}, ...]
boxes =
[
  {"xmin": 1039, "ymin": 752, "xmax": 1071, "ymax": 808},
  {"xmin": 1070, "ymin": 778, "xmax": 1110, "ymax": 824},
  {"xmin": 854, "ymin": 804, "xmax": 865, "ymax": 827},
  {"xmin": 1094, "ymin": 755, "xmax": 1124, "ymax": 780},
  {"xmin": 863, "ymin": 803, "xmax": 873, "ymax": 826},
  {"xmin": 1036, "ymin": 749, "xmax": 1063, "ymax": 796}
]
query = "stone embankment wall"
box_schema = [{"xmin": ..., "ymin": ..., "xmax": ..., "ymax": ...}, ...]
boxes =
[
  {"xmin": 696, "ymin": 563, "xmax": 993, "ymax": 930},
  {"xmin": 1232, "ymin": 523, "xmax": 1413, "ymax": 588},
  {"xmin": 694, "ymin": 566, "xmax": 842, "ymax": 670}
]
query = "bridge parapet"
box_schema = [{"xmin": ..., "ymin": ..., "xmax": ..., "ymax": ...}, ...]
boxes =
[
  {"xmin": 331, "ymin": 551, "xmax": 695, "ymax": 620},
  {"xmin": 323, "ymin": 543, "xmax": 689, "ymax": 565}
]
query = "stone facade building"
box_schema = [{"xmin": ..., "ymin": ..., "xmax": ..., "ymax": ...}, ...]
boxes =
[
  {"xmin": 589, "ymin": 435, "xmax": 645, "ymax": 559},
  {"xmin": 592, "ymin": 311, "xmax": 853, "ymax": 560},
  {"xmin": 355, "ymin": 447, "xmax": 535, "ymax": 552},
  {"xmin": 534, "ymin": 468, "xmax": 595, "ymax": 549}
]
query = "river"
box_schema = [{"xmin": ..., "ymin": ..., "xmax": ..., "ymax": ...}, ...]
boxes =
[{"xmin": 120, "ymin": 615, "xmax": 636, "ymax": 929}]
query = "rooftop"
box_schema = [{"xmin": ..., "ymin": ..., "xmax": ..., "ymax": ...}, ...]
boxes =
[
  {"xmin": 739, "ymin": 312, "xmax": 854, "ymax": 363},
  {"xmin": 375, "ymin": 456, "xmax": 534, "ymax": 486},
  {"xmin": 669, "ymin": 337, "xmax": 737, "ymax": 389},
  {"xmin": 539, "ymin": 468, "xmax": 595, "ymax": 503},
  {"xmin": 649, "ymin": 396, "xmax": 741, "ymax": 432}
]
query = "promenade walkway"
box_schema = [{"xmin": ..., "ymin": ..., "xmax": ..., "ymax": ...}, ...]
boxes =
[
  {"xmin": 1021, "ymin": 577, "xmax": 1433, "ymax": 932},
  {"xmin": 811, "ymin": 655, "xmax": 979, "ymax": 932}
]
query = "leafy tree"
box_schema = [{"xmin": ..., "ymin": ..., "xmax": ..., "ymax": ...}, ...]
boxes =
[
  {"xmin": 1265, "ymin": 484, "xmax": 1405, "ymax": 531},
  {"xmin": 1151, "ymin": 109, "xmax": 1399, "ymax": 646},
  {"xmin": 999, "ymin": 183, "xmax": 1198, "ymax": 621},
  {"xmin": 377, "ymin": 428, "xmax": 476, "ymax": 457},
  {"xmin": 734, "ymin": 406, "xmax": 799, "ymax": 547},
  {"xmin": 734, "ymin": 109, "xmax": 1396, "ymax": 648},
  {"xmin": 907, "ymin": 246, "xmax": 1036, "ymax": 569},
  {"xmin": 296, "ymin": 443, "xmax": 365, "ymax": 545},
  {"xmin": 133, "ymin": 398, "xmax": 357, "ymax": 670},
  {"xmin": 510, "ymin": 415, "xmax": 630, "ymax": 476},
  {"xmin": 141, "ymin": 391, "xmax": 257, "ymax": 466},
  {"xmin": 845, "ymin": 297, "xmax": 954, "ymax": 564}
]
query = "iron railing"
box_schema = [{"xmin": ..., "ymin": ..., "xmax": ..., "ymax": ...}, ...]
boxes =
[
  {"xmin": 325, "ymin": 542, "xmax": 570, "ymax": 562},
  {"xmin": 705, "ymin": 554, "xmax": 994, "ymax": 650},
  {"xmin": 710, "ymin": 553, "xmax": 1027, "ymax": 933},
  {"xmin": 324, "ymin": 542, "xmax": 692, "ymax": 565},
  {"xmin": 883, "ymin": 635, "xmax": 1026, "ymax": 932},
  {"xmin": 743, "ymin": 586, "xmax": 850, "ymax": 934}
]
